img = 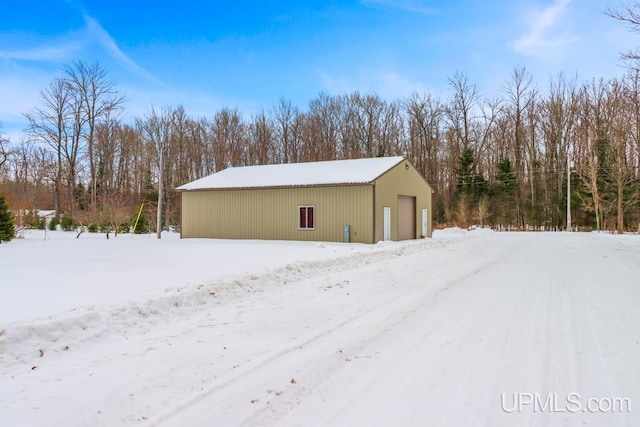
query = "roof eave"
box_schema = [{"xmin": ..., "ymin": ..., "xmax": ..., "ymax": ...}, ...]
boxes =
[{"xmin": 176, "ymin": 181, "xmax": 375, "ymax": 192}]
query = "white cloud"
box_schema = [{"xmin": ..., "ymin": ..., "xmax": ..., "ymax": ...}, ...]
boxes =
[
  {"xmin": 360, "ymin": 0, "xmax": 438, "ymax": 15},
  {"xmin": 510, "ymin": 0, "xmax": 578, "ymax": 55},
  {"xmin": 376, "ymin": 71, "xmax": 432, "ymax": 97}
]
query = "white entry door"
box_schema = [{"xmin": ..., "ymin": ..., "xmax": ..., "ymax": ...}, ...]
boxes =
[
  {"xmin": 422, "ymin": 208, "xmax": 428, "ymax": 237},
  {"xmin": 383, "ymin": 207, "xmax": 391, "ymax": 241}
]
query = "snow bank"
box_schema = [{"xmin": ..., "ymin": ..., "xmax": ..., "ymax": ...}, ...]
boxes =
[{"xmin": 0, "ymin": 230, "xmax": 469, "ymax": 367}]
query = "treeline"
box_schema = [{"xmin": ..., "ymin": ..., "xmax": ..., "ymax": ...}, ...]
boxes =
[{"xmin": 0, "ymin": 62, "xmax": 639, "ymax": 234}]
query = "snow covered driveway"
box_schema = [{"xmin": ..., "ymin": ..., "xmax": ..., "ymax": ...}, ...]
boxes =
[{"xmin": 1, "ymin": 231, "xmax": 639, "ymax": 426}]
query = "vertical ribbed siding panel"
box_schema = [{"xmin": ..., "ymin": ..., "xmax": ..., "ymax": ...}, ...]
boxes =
[{"xmin": 180, "ymin": 185, "xmax": 374, "ymax": 243}]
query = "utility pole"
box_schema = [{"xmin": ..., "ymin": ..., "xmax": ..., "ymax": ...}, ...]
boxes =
[
  {"xmin": 157, "ymin": 145, "xmax": 164, "ymax": 239},
  {"xmin": 567, "ymin": 156, "xmax": 573, "ymax": 231}
]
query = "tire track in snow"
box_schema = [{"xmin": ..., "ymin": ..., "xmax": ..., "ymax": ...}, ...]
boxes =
[
  {"xmin": 149, "ymin": 237, "xmax": 509, "ymax": 426},
  {"xmin": 251, "ymin": 250, "xmax": 511, "ymax": 427}
]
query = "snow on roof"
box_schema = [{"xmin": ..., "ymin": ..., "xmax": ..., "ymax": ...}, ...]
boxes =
[{"xmin": 176, "ymin": 156, "xmax": 405, "ymax": 190}]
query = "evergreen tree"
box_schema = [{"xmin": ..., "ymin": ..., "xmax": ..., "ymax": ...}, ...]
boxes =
[
  {"xmin": 454, "ymin": 148, "xmax": 489, "ymax": 199},
  {"xmin": 132, "ymin": 211, "xmax": 149, "ymax": 234},
  {"xmin": 0, "ymin": 194, "xmax": 15, "ymax": 243},
  {"xmin": 493, "ymin": 158, "xmax": 517, "ymax": 225},
  {"xmin": 453, "ymin": 148, "xmax": 489, "ymax": 226},
  {"xmin": 495, "ymin": 158, "xmax": 517, "ymax": 194},
  {"xmin": 60, "ymin": 213, "xmax": 75, "ymax": 231},
  {"xmin": 455, "ymin": 148, "xmax": 475, "ymax": 194}
]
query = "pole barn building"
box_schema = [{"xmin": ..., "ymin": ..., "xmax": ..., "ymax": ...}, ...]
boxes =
[{"xmin": 176, "ymin": 156, "xmax": 433, "ymax": 243}]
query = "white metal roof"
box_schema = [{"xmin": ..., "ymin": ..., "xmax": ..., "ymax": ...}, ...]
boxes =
[{"xmin": 176, "ymin": 156, "xmax": 405, "ymax": 190}]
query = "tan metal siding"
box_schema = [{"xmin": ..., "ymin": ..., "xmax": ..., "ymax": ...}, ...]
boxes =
[
  {"xmin": 373, "ymin": 160, "xmax": 433, "ymax": 241},
  {"xmin": 181, "ymin": 185, "xmax": 374, "ymax": 243},
  {"xmin": 397, "ymin": 195, "xmax": 416, "ymax": 240}
]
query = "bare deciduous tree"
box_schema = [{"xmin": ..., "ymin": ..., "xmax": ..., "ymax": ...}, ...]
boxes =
[
  {"xmin": 272, "ymin": 98, "xmax": 301, "ymax": 164},
  {"xmin": 605, "ymin": 3, "xmax": 640, "ymax": 67},
  {"xmin": 24, "ymin": 78, "xmax": 72, "ymax": 221},
  {"xmin": 0, "ymin": 126, "xmax": 9, "ymax": 174},
  {"xmin": 136, "ymin": 106, "xmax": 173, "ymax": 238},
  {"xmin": 502, "ymin": 66, "xmax": 537, "ymax": 227},
  {"xmin": 404, "ymin": 91, "xmax": 443, "ymax": 188},
  {"xmin": 63, "ymin": 61, "xmax": 125, "ymax": 212}
]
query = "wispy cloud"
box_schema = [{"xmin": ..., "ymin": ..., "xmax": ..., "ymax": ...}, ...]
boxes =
[
  {"xmin": 0, "ymin": 13, "xmax": 162, "ymax": 86},
  {"xmin": 0, "ymin": 9, "xmax": 165, "ymax": 137},
  {"xmin": 0, "ymin": 69, "xmax": 56, "ymax": 137},
  {"xmin": 360, "ymin": 0, "xmax": 438, "ymax": 15},
  {"xmin": 317, "ymin": 68, "xmax": 431, "ymax": 99},
  {"xmin": 0, "ymin": 41, "xmax": 82, "ymax": 62},
  {"xmin": 83, "ymin": 14, "xmax": 163, "ymax": 86},
  {"xmin": 510, "ymin": 0, "xmax": 578, "ymax": 55}
]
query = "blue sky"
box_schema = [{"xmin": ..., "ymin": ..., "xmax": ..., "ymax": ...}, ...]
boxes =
[{"xmin": 0, "ymin": 0, "xmax": 635, "ymax": 140}]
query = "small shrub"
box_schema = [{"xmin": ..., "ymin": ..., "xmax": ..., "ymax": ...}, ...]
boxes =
[
  {"xmin": 28, "ymin": 216, "xmax": 45, "ymax": 229},
  {"xmin": 87, "ymin": 223, "xmax": 99, "ymax": 233},
  {"xmin": 60, "ymin": 214, "xmax": 75, "ymax": 231},
  {"xmin": 132, "ymin": 214, "xmax": 149, "ymax": 234},
  {"xmin": 48, "ymin": 217, "xmax": 58, "ymax": 231}
]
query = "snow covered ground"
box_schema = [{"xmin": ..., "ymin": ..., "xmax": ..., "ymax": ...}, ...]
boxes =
[{"xmin": 1, "ymin": 229, "xmax": 639, "ymax": 426}]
